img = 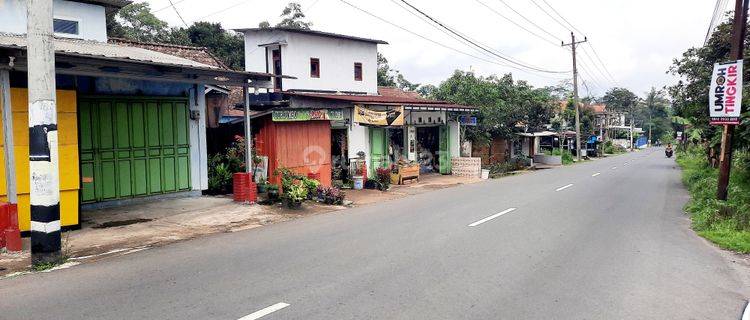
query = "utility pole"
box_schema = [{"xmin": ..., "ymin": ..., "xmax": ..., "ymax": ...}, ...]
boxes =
[
  {"xmin": 562, "ymin": 32, "xmax": 587, "ymax": 161},
  {"xmin": 717, "ymin": 0, "xmax": 749, "ymax": 200},
  {"xmin": 27, "ymin": 0, "xmax": 62, "ymax": 265}
]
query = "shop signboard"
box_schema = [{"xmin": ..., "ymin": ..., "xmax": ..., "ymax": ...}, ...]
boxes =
[
  {"xmin": 272, "ymin": 109, "xmax": 344, "ymax": 122},
  {"xmin": 353, "ymin": 105, "xmax": 404, "ymax": 126},
  {"xmin": 458, "ymin": 115, "xmax": 477, "ymax": 126},
  {"xmin": 709, "ymin": 60, "xmax": 743, "ymax": 125}
]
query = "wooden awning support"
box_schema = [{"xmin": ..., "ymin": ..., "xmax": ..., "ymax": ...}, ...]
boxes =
[{"xmin": 0, "ymin": 68, "xmax": 16, "ymax": 203}]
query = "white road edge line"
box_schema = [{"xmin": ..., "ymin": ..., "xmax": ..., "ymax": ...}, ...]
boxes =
[
  {"xmin": 555, "ymin": 184, "xmax": 574, "ymax": 192},
  {"xmin": 468, "ymin": 208, "xmax": 517, "ymax": 227},
  {"xmin": 742, "ymin": 300, "xmax": 750, "ymax": 320},
  {"xmin": 592, "ymin": 172, "xmax": 601, "ymax": 177},
  {"xmin": 239, "ymin": 302, "xmax": 290, "ymax": 320},
  {"xmin": 611, "ymin": 166, "xmax": 617, "ymax": 170}
]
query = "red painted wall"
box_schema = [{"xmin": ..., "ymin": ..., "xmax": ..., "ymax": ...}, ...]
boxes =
[{"xmin": 255, "ymin": 116, "xmax": 332, "ymax": 187}]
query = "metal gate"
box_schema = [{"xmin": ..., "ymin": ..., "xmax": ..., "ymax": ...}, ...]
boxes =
[{"xmin": 78, "ymin": 96, "xmax": 191, "ymax": 203}]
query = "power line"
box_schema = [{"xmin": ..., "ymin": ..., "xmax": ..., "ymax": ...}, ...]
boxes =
[
  {"xmin": 529, "ymin": 0, "xmax": 571, "ymax": 33},
  {"xmin": 398, "ymin": 0, "xmax": 569, "ymax": 74},
  {"xmin": 337, "ymin": 0, "xmax": 569, "ymax": 80},
  {"xmin": 539, "ymin": 0, "xmax": 586, "ymax": 37},
  {"xmin": 532, "ymin": 0, "xmax": 619, "ymax": 87},
  {"xmin": 472, "ymin": 0, "xmax": 561, "ymax": 48},
  {"xmin": 585, "ymin": 43, "xmax": 618, "ymax": 86},
  {"xmin": 705, "ymin": 0, "xmax": 730, "ymax": 44},
  {"xmin": 154, "ymin": 0, "xmax": 189, "ymax": 13},
  {"xmin": 579, "ymin": 46, "xmax": 615, "ymax": 86},
  {"xmin": 495, "ymin": 0, "xmax": 564, "ymax": 43},
  {"xmin": 194, "ymin": 0, "xmax": 252, "ymax": 22},
  {"xmin": 167, "ymin": 0, "xmax": 189, "ymax": 27}
]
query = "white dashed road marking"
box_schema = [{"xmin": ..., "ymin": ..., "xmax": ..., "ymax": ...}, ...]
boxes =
[
  {"xmin": 592, "ymin": 172, "xmax": 601, "ymax": 177},
  {"xmin": 239, "ymin": 302, "xmax": 290, "ymax": 320},
  {"xmin": 469, "ymin": 208, "xmax": 517, "ymax": 227},
  {"xmin": 555, "ymin": 184, "xmax": 574, "ymax": 192}
]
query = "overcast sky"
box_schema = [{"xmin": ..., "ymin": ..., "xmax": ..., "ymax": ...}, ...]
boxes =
[{"xmin": 142, "ymin": 0, "xmax": 719, "ymax": 98}]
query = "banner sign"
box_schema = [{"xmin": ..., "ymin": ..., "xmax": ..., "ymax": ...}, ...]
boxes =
[
  {"xmin": 458, "ymin": 115, "xmax": 478, "ymax": 126},
  {"xmin": 272, "ymin": 109, "xmax": 344, "ymax": 122},
  {"xmin": 709, "ymin": 60, "xmax": 743, "ymax": 125},
  {"xmin": 353, "ymin": 105, "xmax": 404, "ymax": 126}
]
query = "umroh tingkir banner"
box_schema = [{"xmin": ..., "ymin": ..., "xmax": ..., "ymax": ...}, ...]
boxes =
[{"xmin": 709, "ymin": 60, "xmax": 743, "ymax": 125}]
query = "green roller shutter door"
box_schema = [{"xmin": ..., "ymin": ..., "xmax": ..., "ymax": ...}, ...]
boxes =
[{"xmin": 79, "ymin": 96, "xmax": 191, "ymax": 203}]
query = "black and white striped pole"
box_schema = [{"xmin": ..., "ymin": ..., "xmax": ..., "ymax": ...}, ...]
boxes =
[{"xmin": 27, "ymin": 0, "xmax": 62, "ymax": 265}]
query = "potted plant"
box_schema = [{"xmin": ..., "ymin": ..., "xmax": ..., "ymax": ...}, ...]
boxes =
[
  {"xmin": 266, "ymin": 184, "xmax": 280, "ymax": 201},
  {"xmin": 376, "ymin": 167, "xmax": 391, "ymax": 191},
  {"xmin": 257, "ymin": 180, "xmax": 268, "ymax": 193},
  {"xmin": 316, "ymin": 185, "xmax": 328, "ymax": 202},
  {"xmin": 283, "ymin": 183, "xmax": 307, "ymax": 209},
  {"xmin": 325, "ymin": 187, "xmax": 346, "ymax": 205},
  {"xmin": 302, "ymin": 178, "xmax": 320, "ymax": 200}
]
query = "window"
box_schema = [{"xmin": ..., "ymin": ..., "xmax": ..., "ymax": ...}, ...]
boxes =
[
  {"xmin": 354, "ymin": 62, "xmax": 363, "ymax": 81},
  {"xmin": 310, "ymin": 58, "xmax": 320, "ymax": 78},
  {"xmin": 53, "ymin": 18, "xmax": 79, "ymax": 35}
]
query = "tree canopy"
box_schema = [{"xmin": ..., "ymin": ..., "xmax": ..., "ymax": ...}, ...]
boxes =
[{"xmin": 429, "ymin": 71, "xmax": 557, "ymax": 144}]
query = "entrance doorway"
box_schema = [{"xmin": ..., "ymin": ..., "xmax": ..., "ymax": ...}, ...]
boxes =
[{"xmin": 331, "ymin": 128, "xmax": 348, "ymax": 184}]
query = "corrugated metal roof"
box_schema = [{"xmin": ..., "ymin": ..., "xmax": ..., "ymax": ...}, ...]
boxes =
[
  {"xmin": 108, "ymin": 38, "xmax": 229, "ymax": 69},
  {"xmin": 0, "ymin": 33, "xmax": 216, "ymax": 69}
]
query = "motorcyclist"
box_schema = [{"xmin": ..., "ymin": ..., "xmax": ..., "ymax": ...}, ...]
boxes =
[{"xmin": 665, "ymin": 143, "xmax": 673, "ymax": 158}]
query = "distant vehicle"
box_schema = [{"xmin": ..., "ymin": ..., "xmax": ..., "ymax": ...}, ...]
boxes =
[{"xmin": 665, "ymin": 145, "xmax": 674, "ymax": 158}]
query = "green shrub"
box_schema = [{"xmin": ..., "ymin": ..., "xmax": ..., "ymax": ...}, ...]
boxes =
[{"xmin": 677, "ymin": 147, "xmax": 750, "ymax": 253}]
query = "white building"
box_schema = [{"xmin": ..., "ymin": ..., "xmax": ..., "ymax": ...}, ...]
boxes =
[
  {"xmin": 237, "ymin": 28, "xmax": 476, "ymax": 184},
  {"xmin": 238, "ymin": 27, "xmax": 383, "ymax": 94},
  {"xmin": 0, "ymin": 0, "xmax": 114, "ymax": 42}
]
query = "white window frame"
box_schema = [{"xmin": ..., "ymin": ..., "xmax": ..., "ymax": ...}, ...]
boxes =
[{"xmin": 53, "ymin": 15, "xmax": 82, "ymax": 39}]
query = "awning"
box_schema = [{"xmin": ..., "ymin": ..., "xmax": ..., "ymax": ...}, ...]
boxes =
[{"xmin": 0, "ymin": 33, "xmax": 295, "ymax": 87}]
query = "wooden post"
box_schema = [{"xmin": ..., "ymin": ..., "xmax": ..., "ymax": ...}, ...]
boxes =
[
  {"xmin": 0, "ymin": 69, "xmax": 16, "ymax": 204},
  {"xmin": 717, "ymin": 0, "xmax": 749, "ymax": 200}
]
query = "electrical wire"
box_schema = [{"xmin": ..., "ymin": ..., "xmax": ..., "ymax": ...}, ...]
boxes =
[
  {"xmin": 539, "ymin": 0, "xmax": 586, "ymax": 37},
  {"xmin": 533, "ymin": 0, "xmax": 619, "ymax": 86},
  {"xmin": 496, "ymin": 0, "xmax": 564, "ymax": 43},
  {"xmin": 154, "ymin": 0, "xmax": 189, "ymax": 13},
  {"xmin": 472, "ymin": 0, "xmax": 561, "ymax": 48},
  {"xmin": 579, "ymin": 46, "xmax": 615, "ymax": 86},
  {"xmin": 398, "ymin": 0, "xmax": 569, "ymax": 74},
  {"xmin": 337, "ymin": 0, "xmax": 570, "ymax": 80},
  {"xmin": 193, "ymin": 0, "xmax": 252, "ymax": 21},
  {"xmin": 167, "ymin": 0, "xmax": 189, "ymax": 27},
  {"xmin": 529, "ymin": 0, "xmax": 571, "ymax": 33}
]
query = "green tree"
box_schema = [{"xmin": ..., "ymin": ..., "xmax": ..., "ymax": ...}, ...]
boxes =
[
  {"xmin": 259, "ymin": 2, "xmax": 312, "ymax": 30},
  {"xmin": 640, "ymin": 87, "xmax": 672, "ymax": 144},
  {"xmin": 176, "ymin": 22, "xmax": 245, "ymax": 70},
  {"xmin": 108, "ymin": 3, "xmax": 170, "ymax": 42},
  {"xmin": 431, "ymin": 71, "xmax": 556, "ymax": 144}
]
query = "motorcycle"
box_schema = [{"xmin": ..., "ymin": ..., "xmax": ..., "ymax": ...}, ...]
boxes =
[{"xmin": 665, "ymin": 148, "xmax": 673, "ymax": 158}]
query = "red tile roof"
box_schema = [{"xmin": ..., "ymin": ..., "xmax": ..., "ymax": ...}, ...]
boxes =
[
  {"xmin": 287, "ymin": 89, "xmax": 477, "ymax": 110},
  {"xmin": 108, "ymin": 38, "xmax": 229, "ymax": 69}
]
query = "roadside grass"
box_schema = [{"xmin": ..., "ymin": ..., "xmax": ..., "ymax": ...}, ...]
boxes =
[{"xmin": 677, "ymin": 146, "xmax": 750, "ymax": 253}]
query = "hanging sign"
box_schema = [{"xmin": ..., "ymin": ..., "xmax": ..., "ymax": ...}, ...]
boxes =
[
  {"xmin": 272, "ymin": 109, "xmax": 344, "ymax": 122},
  {"xmin": 458, "ymin": 115, "xmax": 478, "ymax": 126},
  {"xmin": 709, "ymin": 60, "xmax": 743, "ymax": 125},
  {"xmin": 353, "ymin": 105, "xmax": 404, "ymax": 126}
]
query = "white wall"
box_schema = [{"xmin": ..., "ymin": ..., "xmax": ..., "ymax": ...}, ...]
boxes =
[
  {"xmin": 244, "ymin": 30, "xmax": 379, "ymax": 94},
  {"xmin": 348, "ymin": 123, "xmax": 370, "ymax": 166},
  {"xmin": 189, "ymin": 85, "xmax": 209, "ymax": 191},
  {"xmin": 449, "ymin": 121, "xmax": 460, "ymax": 158},
  {"xmin": 0, "ymin": 0, "xmax": 108, "ymax": 42}
]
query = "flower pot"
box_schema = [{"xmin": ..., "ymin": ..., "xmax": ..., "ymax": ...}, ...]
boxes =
[
  {"xmin": 268, "ymin": 190, "xmax": 279, "ymax": 200},
  {"xmin": 481, "ymin": 169, "xmax": 490, "ymax": 180},
  {"xmin": 257, "ymin": 184, "xmax": 267, "ymax": 193},
  {"xmin": 353, "ymin": 176, "xmax": 364, "ymax": 190}
]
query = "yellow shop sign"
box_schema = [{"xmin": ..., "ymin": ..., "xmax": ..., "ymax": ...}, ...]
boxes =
[{"xmin": 353, "ymin": 105, "xmax": 404, "ymax": 126}]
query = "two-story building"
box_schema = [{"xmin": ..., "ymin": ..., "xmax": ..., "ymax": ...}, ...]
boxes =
[
  {"xmin": 0, "ymin": 0, "xmax": 277, "ymax": 233},
  {"xmin": 235, "ymin": 27, "xmax": 476, "ymax": 186}
]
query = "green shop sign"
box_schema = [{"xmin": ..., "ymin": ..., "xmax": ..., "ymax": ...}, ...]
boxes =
[{"xmin": 272, "ymin": 109, "xmax": 344, "ymax": 122}]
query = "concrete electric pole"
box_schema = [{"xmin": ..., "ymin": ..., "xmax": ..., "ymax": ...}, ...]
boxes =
[
  {"xmin": 562, "ymin": 32, "xmax": 587, "ymax": 161},
  {"xmin": 717, "ymin": 0, "xmax": 749, "ymax": 200},
  {"xmin": 27, "ymin": 0, "xmax": 62, "ymax": 265}
]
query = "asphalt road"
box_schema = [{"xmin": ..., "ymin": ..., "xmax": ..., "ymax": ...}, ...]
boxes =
[{"xmin": 1, "ymin": 149, "xmax": 748, "ymax": 319}]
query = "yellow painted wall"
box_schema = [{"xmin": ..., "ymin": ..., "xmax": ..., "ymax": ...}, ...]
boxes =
[{"xmin": 0, "ymin": 88, "xmax": 79, "ymax": 231}]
